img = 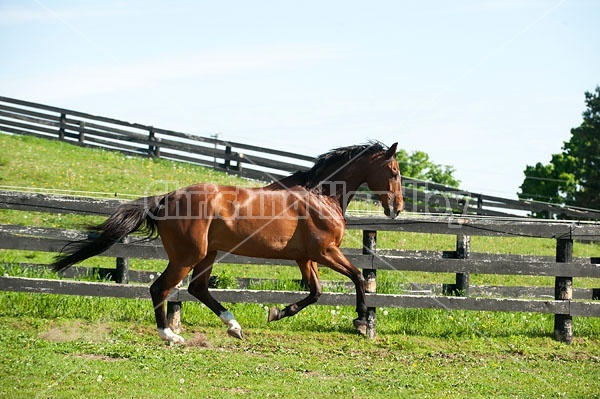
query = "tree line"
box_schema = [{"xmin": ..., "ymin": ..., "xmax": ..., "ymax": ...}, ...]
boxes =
[
  {"xmin": 519, "ymin": 86, "xmax": 600, "ymax": 216},
  {"xmin": 395, "ymin": 86, "xmax": 600, "ymax": 219}
]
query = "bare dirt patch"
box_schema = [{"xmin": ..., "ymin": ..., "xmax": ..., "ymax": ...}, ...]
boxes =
[
  {"xmin": 185, "ymin": 332, "xmax": 212, "ymax": 348},
  {"xmin": 40, "ymin": 321, "xmax": 111, "ymax": 343}
]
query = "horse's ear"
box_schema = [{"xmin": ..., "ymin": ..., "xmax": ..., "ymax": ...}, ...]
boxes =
[{"xmin": 386, "ymin": 142, "xmax": 398, "ymax": 159}]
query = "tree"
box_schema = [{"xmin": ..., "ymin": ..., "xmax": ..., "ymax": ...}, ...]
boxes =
[
  {"xmin": 396, "ymin": 149, "xmax": 460, "ymax": 188},
  {"xmin": 519, "ymin": 86, "xmax": 600, "ymax": 210}
]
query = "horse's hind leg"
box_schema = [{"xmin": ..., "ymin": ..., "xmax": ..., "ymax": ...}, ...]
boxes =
[
  {"xmin": 150, "ymin": 262, "xmax": 193, "ymax": 344},
  {"xmin": 268, "ymin": 260, "xmax": 322, "ymax": 322},
  {"xmin": 187, "ymin": 251, "xmax": 243, "ymax": 339}
]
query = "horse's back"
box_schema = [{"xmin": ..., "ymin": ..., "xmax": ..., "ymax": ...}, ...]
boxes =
[{"xmin": 158, "ymin": 183, "xmax": 344, "ymax": 260}]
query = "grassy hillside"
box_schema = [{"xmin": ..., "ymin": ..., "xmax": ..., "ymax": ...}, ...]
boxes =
[
  {"xmin": 1, "ymin": 133, "xmax": 598, "ymax": 250},
  {"xmin": 0, "ymin": 133, "xmax": 255, "ymax": 196},
  {"xmin": 0, "ymin": 133, "xmax": 599, "ymax": 398}
]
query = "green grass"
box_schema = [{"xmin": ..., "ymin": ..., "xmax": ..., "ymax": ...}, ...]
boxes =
[
  {"xmin": 0, "ymin": 134, "xmax": 254, "ymax": 195},
  {"xmin": 0, "ymin": 305, "xmax": 599, "ymax": 398},
  {"xmin": 1, "ymin": 286, "xmax": 600, "ymax": 397},
  {"xmin": 0, "ymin": 132, "xmax": 599, "ymax": 398}
]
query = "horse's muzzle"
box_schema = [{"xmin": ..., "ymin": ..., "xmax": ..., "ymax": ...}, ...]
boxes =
[
  {"xmin": 384, "ymin": 207, "xmax": 401, "ymax": 219},
  {"xmin": 383, "ymin": 196, "xmax": 403, "ymax": 219}
]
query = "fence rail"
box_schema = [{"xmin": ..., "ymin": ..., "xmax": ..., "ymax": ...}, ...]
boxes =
[
  {"xmin": 7, "ymin": 262, "xmax": 600, "ymax": 301},
  {"xmin": 1, "ymin": 191, "xmax": 599, "ymax": 343},
  {"xmin": 1, "ymin": 276, "xmax": 595, "ymax": 317},
  {"xmin": 0, "ymin": 96, "xmax": 313, "ymax": 182},
  {"xmin": 2, "ymin": 96, "xmax": 600, "ymax": 219},
  {"xmin": 2, "ymin": 223, "xmax": 599, "ymax": 279}
]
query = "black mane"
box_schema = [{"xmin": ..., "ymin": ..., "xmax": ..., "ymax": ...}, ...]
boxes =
[{"xmin": 266, "ymin": 141, "xmax": 388, "ymax": 190}]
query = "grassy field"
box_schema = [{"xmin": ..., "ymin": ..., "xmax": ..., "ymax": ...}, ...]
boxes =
[{"xmin": 1, "ymin": 133, "xmax": 599, "ymax": 398}]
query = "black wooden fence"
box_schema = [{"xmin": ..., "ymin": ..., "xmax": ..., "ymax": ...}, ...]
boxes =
[
  {"xmin": 2, "ymin": 96, "xmax": 599, "ymax": 220},
  {"xmin": 1, "ymin": 191, "xmax": 599, "ymax": 343}
]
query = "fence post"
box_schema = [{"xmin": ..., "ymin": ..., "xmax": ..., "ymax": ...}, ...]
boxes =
[
  {"xmin": 148, "ymin": 127, "xmax": 161, "ymax": 158},
  {"xmin": 444, "ymin": 235, "xmax": 470, "ymax": 296},
  {"xmin": 58, "ymin": 113, "xmax": 66, "ymax": 140},
  {"xmin": 455, "ymin": 235, "xmax": 470, "ymax": 296},
  {"xmin": 362, "ymin": 230, "xmax": 377, "ymax": 339},
  {"xmin": 554, "ymin": 238, "xmax": 573, "ymax": 344},
  {"xmin": 115, "ymin": 236, "xmax": 130, "ymax": 284},
  {"xmin": 224, "ymin": 146, "xmax": 232, "ymax": 169},
  {"xmin": 236, "ymin": 153, "xmax": 244, "ymax": 173},
  {"xmin": 78, "ymin": 121, "xmax": 85, "ymax": 144},
  {"xmin": 148, "ymin": 126, "xmax": 155, "ymax": 157}
]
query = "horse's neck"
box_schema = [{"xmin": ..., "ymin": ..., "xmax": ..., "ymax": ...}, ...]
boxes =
[{"xmin": 318, "ymin": 163, "xmax": 366, "ymax": 211}]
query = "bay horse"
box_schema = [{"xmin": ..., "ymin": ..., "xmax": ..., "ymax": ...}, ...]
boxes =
[{"xmin": 52, "ymin": 141, "xmax": 403, "ymax": 343}]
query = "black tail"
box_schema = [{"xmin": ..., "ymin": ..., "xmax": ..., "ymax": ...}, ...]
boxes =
[{"xmin": 52, "ymin": 195, "xmax": 164, "ymax": 273}]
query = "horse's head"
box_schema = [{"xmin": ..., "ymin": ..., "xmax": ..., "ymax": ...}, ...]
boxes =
[{"xmin": 366, "ymin": 142, "xmax": 404, "ymax": 219}]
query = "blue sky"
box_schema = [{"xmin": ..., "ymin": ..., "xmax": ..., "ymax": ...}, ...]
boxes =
[{"xmin": 1, "ymin": 0, "xmax": 598, "ymax": 198}]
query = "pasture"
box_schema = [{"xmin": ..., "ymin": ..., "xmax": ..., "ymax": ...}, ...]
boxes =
[{"xmin": 0, "ymin": 133, "xmax": 599, "ymax": 398}]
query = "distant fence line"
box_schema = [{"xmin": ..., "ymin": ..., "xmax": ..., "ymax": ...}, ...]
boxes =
[
  {"xmin": 2, "ymin": 96, "xmax": 599, "ymax": 220},
  {"xmin": 0, "ymin": 191, "xmax": 599, "ymax": 343}
]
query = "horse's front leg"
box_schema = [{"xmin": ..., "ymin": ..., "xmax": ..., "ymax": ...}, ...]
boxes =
[
  {"xmin": 313, "ymin": 246, "xmax": 368, "ymax": 335},
  {"xmin": 268, "ymin": 260, "xmax": 322, "ymax": 322}
]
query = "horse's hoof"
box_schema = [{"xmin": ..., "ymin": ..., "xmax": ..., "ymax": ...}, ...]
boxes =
[
  {"xmin": 268, "ymin": 307, "xmax": 281, "ymax": 322},
  {"xmin": 353, "ymin": 319, "xmax": 367, "ymax": 336},
  {"xmin": 171, "ymin": 334, "xmax": 185, "ymax": 344},
  {"xmin": 227, "ymin": 327, "xmax": 243, "ymax": 340},
  {"xmin": 158, "ymin": 328, "xmax": 185, "ymax": 344}
]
